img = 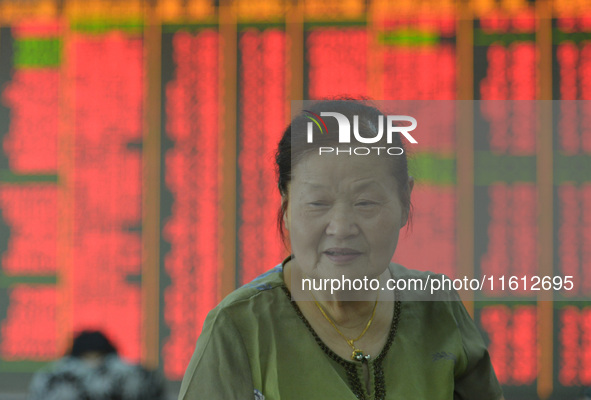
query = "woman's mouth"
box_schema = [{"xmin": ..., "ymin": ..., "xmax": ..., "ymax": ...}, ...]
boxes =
[{"xmin": 323, "ymin": 248, "xmax": 362, "ymax": 263}]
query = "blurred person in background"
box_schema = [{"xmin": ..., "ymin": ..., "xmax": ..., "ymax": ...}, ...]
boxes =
[
  {"xmin": 580, "ymin": 387, "xmax": 591, "ymax": 400},
  {"xmin": 28, "ymin": 330, "xmax": 165, "ymax": 400}
]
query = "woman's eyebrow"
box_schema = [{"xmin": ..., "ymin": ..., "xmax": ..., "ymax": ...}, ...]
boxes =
[
  {"xmin": 299, "ymin": 181, "xmax": 327, "ymax": 190},
  {"xmin": 298, "ymin": 179, "xmax": 386, "ymax": 192},
  {"xmin": 350, "ymin": 180, "xmax": 383, "ymax": 191}
]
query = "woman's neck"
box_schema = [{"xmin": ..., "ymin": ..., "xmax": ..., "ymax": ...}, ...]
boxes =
[{"xmin": 283, "ymin": 257, "xmax": 390, "ymax": 327}]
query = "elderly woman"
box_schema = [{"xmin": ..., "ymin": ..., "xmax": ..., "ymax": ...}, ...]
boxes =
[{"xmin": 179, "ymin": 100, "xmax": 503, "ymax": 400}]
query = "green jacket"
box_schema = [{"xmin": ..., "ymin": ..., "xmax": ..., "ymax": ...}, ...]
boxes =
[{"xmin": 179, "ymin": 262, "xmax": 502, "ymax": 400}]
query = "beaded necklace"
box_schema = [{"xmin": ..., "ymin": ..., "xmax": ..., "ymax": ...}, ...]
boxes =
[
  {"xmin": 312, "ymin": 292, "xmax": 379, "ymax": 361},
  {"xmin": 282, "ymin": 286, "xmax": 401, "ymax": 400}
]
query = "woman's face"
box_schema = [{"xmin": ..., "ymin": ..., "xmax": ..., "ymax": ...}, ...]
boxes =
[{"xmin": 284, "ymin": 153, "xmax": 412, "ymax": 284}]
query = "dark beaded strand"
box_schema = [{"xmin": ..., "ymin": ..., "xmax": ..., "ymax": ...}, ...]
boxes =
[{"xmin": 281, "ymin": 286, "xmax": 401, "ymax": 400}]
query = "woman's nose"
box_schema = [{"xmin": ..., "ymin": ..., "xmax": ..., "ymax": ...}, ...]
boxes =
[{"xmin": 325, "ymin": 204, "xmax": 359, "ymax": 238}]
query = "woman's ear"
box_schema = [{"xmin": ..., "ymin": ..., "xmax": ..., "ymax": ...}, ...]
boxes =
[
  {"xmin": 282, "ymin": 196, "xmax": 290, "ymax": 232},
  {"xmin": 408, "ymin": 176, "xmax": 414, "ymax": 195},
  {"xmin": 401, "ymin": 176, "xmax": 414, "ymax": 228}
]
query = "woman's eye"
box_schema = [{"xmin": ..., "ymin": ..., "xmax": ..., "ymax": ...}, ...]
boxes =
[
  {"xmin": 308, "ymin": 201, "xmax": 328, "ymax": 207},
  {"xmin": 355, "ymin": 201, "xmax": 377, "ymax": 207}
]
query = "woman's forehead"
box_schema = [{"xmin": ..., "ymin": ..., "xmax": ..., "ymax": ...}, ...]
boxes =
[
  {"xmin": 297, "ymin": 179, "xmax": 383, "ymax": 189},
  {"xmin": 294, "ymin": 152, "xmax": 392, "ymax": 175},
  {"xmin": 291, "ymin": 153, "xmax": 396, "ymax": 189}
]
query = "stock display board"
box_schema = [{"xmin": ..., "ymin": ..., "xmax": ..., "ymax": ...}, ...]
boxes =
[
  {"xmin": 0, "ymin": 1, "xmax": 590, "ymax": 399},
  {"xmin": 472, "ymin": 9, "xmax": 538, "ymax": 396}
]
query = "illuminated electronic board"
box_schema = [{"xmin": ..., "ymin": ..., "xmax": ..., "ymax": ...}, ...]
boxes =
[
  {"xmin": 472, "ymin": 5, "xmax": 539, "ymax": 393},
  {"xmin": 237, "ymin": 27, "xmax": 286, "ymax": 284},
  {"xmin": 161, "ymin": 26, "xmax": 220, "ymax": 378},
  {"xmin": 0, "ymin": 1, "xmax": 589, "ymax": 399},
  {"xmin": 0, "ymin": 20, "xmax": 62, "ymax": 368},
  {"xmin": 553, "ymin": 9, "xmax": 591, "ymax": 393}
]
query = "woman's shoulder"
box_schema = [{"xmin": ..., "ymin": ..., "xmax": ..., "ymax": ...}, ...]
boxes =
[
  {"xmin": 212, "ymin": 263, "xmax": 288, "ymax": 314},
  {"xmin": 194, "ymin": 263, "xmax": 291, "ymax": 351},
  {"xmin": 389, "ymin": 263, "xmax": 440, "ymax": 278},
  {"xmin": 388, "ymin": 263, "xmax": 459, "ymax": 302},
  {"xmin": 389, "ymin": 262, "xmax": 448, "ymax": 284}
]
